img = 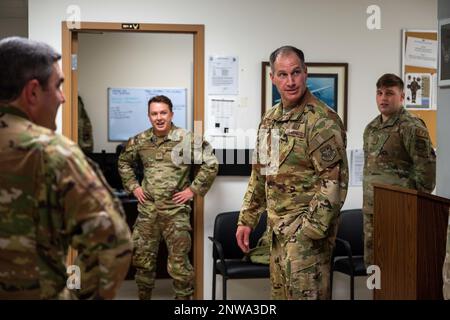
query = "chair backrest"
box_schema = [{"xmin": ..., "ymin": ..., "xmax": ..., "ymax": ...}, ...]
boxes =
[
  {"xmin": 212, "ymin": 211, "xmax": 267, "ymax": 260},
  {"xmin": 335, "ymin": 209, "xmax": 364, "ymax": 256}
]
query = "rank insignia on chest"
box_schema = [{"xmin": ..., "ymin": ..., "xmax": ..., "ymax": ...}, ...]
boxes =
[
  {"xmin": 320, "ymin": 144, "xmax": 336, "ymax": 162},
  {"xmin": 155, "ymin": 152, "xmax": 164, "ymax": 160}
]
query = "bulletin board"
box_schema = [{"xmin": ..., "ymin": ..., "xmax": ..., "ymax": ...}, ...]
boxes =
[{"xmin": 402, "ymin": 29, "xmax": 437, "ymax": 146}]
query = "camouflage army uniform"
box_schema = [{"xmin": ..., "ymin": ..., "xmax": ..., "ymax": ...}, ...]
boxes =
[
  {"xmin": 0, "ymin": 105, "xmax": 132, "ymax": 299},
  {"xmin": 363, "ymin": 107, "xmax": 436, "ymax": 267},
  {"xmin": 239, "ymin": 89, "xmax": 348, "ymax": 300},
  {"xmin": 77, "ymin": 95, "xmax": 93, "ymax": 154},
  {"xmin": 118, "ymin": 125, "xmax": 218, "ymax": 299}
]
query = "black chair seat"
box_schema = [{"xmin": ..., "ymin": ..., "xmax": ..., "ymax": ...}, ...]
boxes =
[
  {"xmin": 331, "ymin": 209, "xmax": 367, "ymax": 300},
  {"xmin": 216, "ymin": 260, "xmax": 270, "ymax": 278},
  {"xmin": 333, "ymin": 256, "xmax": 366, "ymax": 276},
  {"xmin": 209, "ymin": 211, "xmax": 269, "ymax": 300}
]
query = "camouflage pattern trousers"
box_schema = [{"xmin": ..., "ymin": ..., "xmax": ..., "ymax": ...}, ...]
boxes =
[
  {"xmin": 363, "ymin": 212, "xmax": 374, "ymax": 267},
  {"xmin": 270, "ymin": 228, "xmax": 334, "ymax": 300},
  {"xmin": 132, "ymin": 200, "xmax": 194, "ymax": 299}
]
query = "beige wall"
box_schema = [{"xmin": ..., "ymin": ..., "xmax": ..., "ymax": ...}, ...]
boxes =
[{"xmin": 78, "ymin": 32, "xmax": 193, "ymax": 152}]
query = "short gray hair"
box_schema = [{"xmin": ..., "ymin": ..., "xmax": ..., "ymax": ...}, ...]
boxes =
[
  {"xmin": 269, "ymin": 45, "xmax": 305, "ymax": 72},
  {"xmin": 0, "ymin": 37, "xmax": 61, "ymax": 103}
]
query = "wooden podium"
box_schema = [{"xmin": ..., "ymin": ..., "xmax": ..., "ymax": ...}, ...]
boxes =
[{"xmin": 373, "ymin": 183, "xmax": 449, "ymax": 300}]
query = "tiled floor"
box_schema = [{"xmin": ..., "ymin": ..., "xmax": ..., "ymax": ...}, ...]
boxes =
[{"xmin": 115, "ymin": 272, "xmax": 373, "ymax": 300}]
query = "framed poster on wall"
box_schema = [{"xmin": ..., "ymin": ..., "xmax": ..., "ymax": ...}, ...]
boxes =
[
  {"xmin": 261, "ymin": 62, "xmax": 348, "ymax": 129},
  {"xmin": 439, "ymin": 18, "xmax": 450, "ymax": 87}
]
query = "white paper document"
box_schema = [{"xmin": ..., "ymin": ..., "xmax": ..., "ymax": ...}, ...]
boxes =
[
  {"xmin": 208, "ymin": 56, "xmax": 239, "ymax": 95},
  {"xmin": 405, "ymin": 36, "xmax": 437, "ymax": 69},
  {"xmin": 405, "ymin": 73, "xmax": 432, "ymax": 109},
  {"xmin": 432, "ymin": 73, "xmax": 437, "ymax": 109},
  {"xmin": 208, "ymin": 97, "xmax": 237, "ymax": 136},
  {"xmin": 350, "ymin": 149, "xmax": 364, "ymax": 187}
]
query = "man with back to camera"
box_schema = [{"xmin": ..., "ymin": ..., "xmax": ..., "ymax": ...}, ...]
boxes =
[
  {"xmin": 0, "ymin": 37, "xmax": 132, "ymax": 299},
  {"xmin": 236, "ymin": 45, "xmax": 348, "ymax": 300},
  {"xmin": 118, "ymin": 95, "xmax": 218, "ymax": 300},
  {"xmin": 362, "ymin": 73, "xmax": 436, "ymax": 268}
]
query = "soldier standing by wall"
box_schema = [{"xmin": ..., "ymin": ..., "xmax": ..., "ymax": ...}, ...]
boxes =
[
  {"xmin": 362, "ymin": 73, "xmax": 436, "ymax": 267},
  {"xmin": 236, "ymin": 46, "xmax": 348, "ymax": 300},
  {"xmin": 118, "ymin": 95, "xmax": 218, "ymax": 300},
  {"xmin": 0, "ymin": 37, "xmax": 132, "ymax": 299}
]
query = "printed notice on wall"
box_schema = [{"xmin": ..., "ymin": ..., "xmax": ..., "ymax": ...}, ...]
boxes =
[
  {"xmin": 207, "ymin": 56, "xmax": 239, "ymax": 95},
  {"xmin": 350, "ymin": 149, "xmax": 364, "ymax": 187},
  {"xmin": 404, "ymin": 36, "xmax": 437, "ymax": 69},
  {"xmin": 405, "ymin": 73, "xmax": 432, "ymax": 109},
  {"xmin": 208, "ymin": 97, "xmax": 237, "ymax": 136}
]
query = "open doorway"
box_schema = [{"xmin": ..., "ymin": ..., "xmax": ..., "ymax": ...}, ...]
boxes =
[{"xmin": 61, "ymin": 21, "xmax": 205, "ymax": 299}]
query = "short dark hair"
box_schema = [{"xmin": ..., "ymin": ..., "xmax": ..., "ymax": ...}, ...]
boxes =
[
  {"xmin": 0, "ymin": 36, "xmax": 61, "ymax": 103},
  {"xmin": 376, "ymin": 73, "xmax": 404, "ymax": 91},
  {"xmin": 269, "ymin": 45, "xmax": 305, "ymax": 71},
  {"xmin": 148, "ymin": 95, "xmax": 173, "ymax": 113}
]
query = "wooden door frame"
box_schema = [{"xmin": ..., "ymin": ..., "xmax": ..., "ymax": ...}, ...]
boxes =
[{"xmin": 61, "ymin": 21, "xmax": 205, "ymax": 299}]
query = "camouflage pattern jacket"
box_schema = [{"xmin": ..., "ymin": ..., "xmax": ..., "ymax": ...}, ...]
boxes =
[
  {"xmin": 239, "ymin": 90, "xmax": 349, "ymax": 240},
  {"xmin": 118, "ymin": 125, "xmax": 218, "ymax": 201},
  {"xmin": 0, "ymin": 105, "xmax": 132, "ymax": 300},
  {"xmin": 363, "ymin": 107, "xmax": 436, "ymax": 215},
  {"xmin": 77, "ymin": 95, "xmax": 93, "ymax": 153}
]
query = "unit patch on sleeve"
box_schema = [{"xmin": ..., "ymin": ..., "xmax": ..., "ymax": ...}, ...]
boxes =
[{"xmin": 320, "ymin": 144, "xmax": 337, "ymax": 162}]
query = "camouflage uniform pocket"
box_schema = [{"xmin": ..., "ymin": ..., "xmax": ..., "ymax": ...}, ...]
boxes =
[
  {"xmin": 288, "ymin": 258, "xmax": 320, "ymax": 300},
  {"xmin": 379, "ymin": 132, "xmax": 402, "ymax": 159},
  {"xmin": 278, "ymin": 135, "xmax": 295, "ymax": 166},
  {"xmin": 368, "ymin": 132, "xmax": 389, "ymax": 156}
]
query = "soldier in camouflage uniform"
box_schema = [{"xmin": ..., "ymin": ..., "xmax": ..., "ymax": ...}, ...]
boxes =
[
  {"xmin": 444, "ymin": 215, "xmax": 450, "ymax": 300},
  {"xmin": 118, "ymin": 95, "xmax": 218, "ymax": 300},
  {"xmin": 0, "ymin": 37, "xmax": 132, "ymax": 299},
  {"xmin": 77, "ymin": 95, "xmax": 94, "ymax": 153},
  {"xmin": 236, "ymin": 46, "xmax": 348, "ymax": 300},
  {"xmin": 363, "ymin": 73, "xmax": 436, "ymax": 267}
]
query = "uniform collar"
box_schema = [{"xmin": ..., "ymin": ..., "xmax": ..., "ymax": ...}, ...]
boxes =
[
  {"xmin": 0, "ymin": 104, "xmax": 30, "ymax": 120},
  {"xmin": 266, "ymin": 89, "xmax": 315, "ymax": 122},
  {"xmin": 149, "ymin": 123, "xmax": 182, "ymax": 143},
  {"xmin": 377, "ymin": 106, "xmax": 405, "ymax": 129}
]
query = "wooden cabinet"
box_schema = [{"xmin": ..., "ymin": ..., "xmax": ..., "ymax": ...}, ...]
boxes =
[{"xmin": 373, "ymin": 184, "xmax": 449, "ymax": 299}]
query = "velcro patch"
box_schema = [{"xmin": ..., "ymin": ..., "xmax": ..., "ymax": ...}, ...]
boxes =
[
  {"xmin": 415, "ymin": 138, "xmax": 427, "ymax": 153},
  {"xmin": 320, "ymin": 144, "xmax": 337, "ymax": 162},
  {"xmin": 415, "ymin": 128, "xmax": 428, "ymax": 139},
  {"xmin": 285, "ymin": 128, "xmax": 305, "ymax": 138}
]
